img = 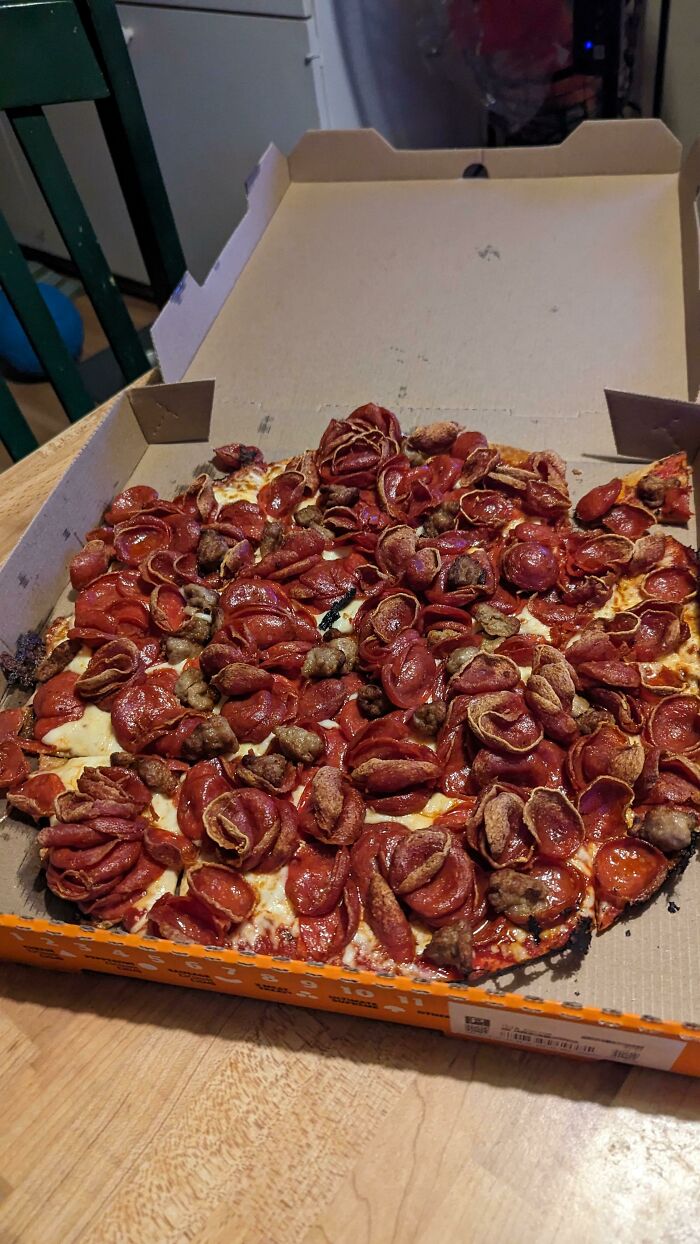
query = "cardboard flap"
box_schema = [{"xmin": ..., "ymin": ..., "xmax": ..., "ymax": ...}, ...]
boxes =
[
  {"xmin": 605, "ymin": 388, "xmax": 700, "ymax": 459},
  {"xmin": 129, "ymin": 380, "xmax": 214, "ymax": 443},
  {"xmin": 184, "ymin": 168, "xmax": 687, "ymax": 421},
  {"xmin": 289, "ymin": 120, "xmax": 681, "ymax": 183},
  {"xmin": 152, "ymin": 145, "xmax": 290, "ymax": 383}
]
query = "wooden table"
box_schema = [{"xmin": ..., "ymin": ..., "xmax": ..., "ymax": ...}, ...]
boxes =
[{"xmin": 1, "ymin": 410, "xmax": 699, "ymax": 1244}]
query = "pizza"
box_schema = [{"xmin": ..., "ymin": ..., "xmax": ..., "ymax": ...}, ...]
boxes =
[{"xmin": 0, "ymin": 403, "xmax": 698, "ymax": 982}]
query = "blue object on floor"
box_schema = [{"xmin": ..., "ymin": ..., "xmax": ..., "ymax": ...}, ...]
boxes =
[{"xmin": 0, "ymin": 282, "xmax": 84, "ymax": 377}]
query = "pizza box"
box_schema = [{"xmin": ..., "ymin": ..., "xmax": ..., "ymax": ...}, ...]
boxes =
[{"xmin": 2, "ymin": 119, "xmax": 700, "ymax": 1075}]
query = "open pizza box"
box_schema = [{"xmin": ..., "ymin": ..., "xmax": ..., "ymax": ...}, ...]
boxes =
[{"xmin": 2, "ymin": 119, "xmax": 700, "ymax": 1075}]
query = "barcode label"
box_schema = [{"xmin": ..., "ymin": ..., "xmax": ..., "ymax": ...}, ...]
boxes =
[{"xmin": 447, "ymin": 1002, "xmax": 686, "ymax": 1071}]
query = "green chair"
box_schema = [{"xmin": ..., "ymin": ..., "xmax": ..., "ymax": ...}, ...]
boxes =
[{"xmin": 0, "ymin": 0, "xmax": 186, "ymax": 461}]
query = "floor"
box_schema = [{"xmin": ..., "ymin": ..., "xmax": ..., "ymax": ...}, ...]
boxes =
[{"xmin": 0, "ymin": 292, "xmax": 157, "ymax": 472}]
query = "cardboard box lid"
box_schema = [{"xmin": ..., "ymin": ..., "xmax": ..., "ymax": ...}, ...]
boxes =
[{"xmin": 153, "ymin": 121, "xmax": 700, "ymax": 429}]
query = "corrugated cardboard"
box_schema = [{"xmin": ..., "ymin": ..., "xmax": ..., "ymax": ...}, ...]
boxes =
[{"xmin": 2, "ymin": 122, "xmax": 700, "ymax": 1074}]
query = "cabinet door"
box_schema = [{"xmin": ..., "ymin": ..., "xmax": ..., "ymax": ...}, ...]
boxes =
[
  {"xmin": 0, "ymin": 9, "xmax": 320, "ymax": 285},
  {"xmin": 118, "ymin": 5, "xmax": 320, "ymax": 281}
]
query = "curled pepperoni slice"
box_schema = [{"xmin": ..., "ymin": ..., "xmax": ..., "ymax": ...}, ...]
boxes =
[
  {"xmin": 149, "ymin": 585, "xmax": 187, "ymax": 635},
  {"xmin": 642, "ymin": 567, "xmax": 696, "ymax": 603},
  {"xmin": 391, "ymin": 832, "xmax": 474, "ymax": 921},
  {"xmin": 203, "ymin": 787, "xmax": 298, "ymax": 871},
  {"xmin": 0, "ymin": 740, "xmax": 30, "ymax": 788},
  {"xmin": 33, "ymin": 671, "xmax": 86, "ymax": 740},
  {"xmin": 75, "ymin": 638, "xmax": 141, "ymax": 700},
  {"xmin": 503, "ymin": 542, "xmax": 558, "ymax": 592},
  {"xmin": 364, "ymin": 871, "xmax": 415, "ymax": 962},
  {"xmin": 648, "ymin": 695, "xmax": 700, "ymax": 753},
  {"xmin": 575, "ymin": 477, "xmax": 621, "ymax": 523},
  {"xmin": 523, "ymin": 789, "xmax": 583, "ymax": 860},
  {"xmin": 142, "ymin": 824, "xmax": 197, "ymax": 869},
  {"xmin": 467, "ymin": 786, "xmax": 533, "ymax": 868},
  {"xmin": 177, "ymin": 759, "xmax": 231, "ymax": 841},
  {"xmin": 0, "ymin": 708, "xmax": 27, "ymax": 741},
  {"xmin": 217, "ymin": 499, "xmax": 265, "ymax": 544},
  {"xmin": 351, "ymin": 758, "xmax": 440, "ymax": 797},
  {"xmin": 376, "ymin": 524, "xmax": 416, "ymax": 576},
  {"xmin": 452, "ymin": 429, "xmax": 487, "ymax": 458},
  {"xmin": 567, "ymin": 724, "xmax": 644, "ymax": 790},
  {"xmin": 593, "ymin": 837, "xmax": 669, "ymax": 905},
  {"xmin": 602, "ymin": 503, "xmax": 654, "ymax": 540},
  {"xmin": 449, "ymin": 652, "xmax": 520, "ymax": 697},
  {"xmin": 298, "ymin": 881, "xmax": 361, "ymax": 962},
  {"xmin": 286, "ymin": 843, "xmax": 350, "ymax": 917},
  {"xmin": 165, "ymin": 511, "xmax": 201, "ymax": 554},
  {"xmin": 525, "ymin": 860, "xmax": 585, "ymax": 926},
  {"xmin": 111, "ymin": 678, "xmax": 187, "ymax": 752},
  {"xmin": 6, "ymin": 771, "xmax": 65, "ymax": 819},
  {"xmin": 467, "ymin": 692, "xmax": 543, "ymax": 755},
  {"xmin": 578, "ymin": 776, "xmax": 633, "ymax": 841},
  {"xmin": 471, "ymin": 739, "xmax": 565, "ymax": 791},
  {"xmin": 148, "ymin": 894, "xmax": 224, "ymax": 945},
  {"xmin": 297, "ymin": 675, "xmax": 359, "ymax": 723},
  {"xmin": 221, "ymin": 676, "xmax": 297, "ymax": 743},
  {"xmin": 381, "ymin": 630, "xmax": 437, "ymax": 709},
  {"xmin": 212, "ymin": 663, "xmax": 273, "ymax": 697},
  {"xmin": 113, "ymin": 515, "xmax": 172, "ymax": 566},
  {"xmin": 69, "ymin": 540, "xmax": 111, "ymax": 590},
  {"xmin": 569, "ymin": 534, "xmax": 633, "ymax": 575},
  {"xmin": 187, "ymin": 864, "xmax": 256, "ymax": 926},
  {"xmin": 299, "ymin": 766, "xmax": 365, "ymax": 846},
  {"xmin": 577, "ymin": 660, "xmax": 641, "ymax": 691},
  {"xmin": 662, "ymin": 486, "xmax": 691, "ymax": 524},
  {"xmin": 291, "ymin": 551, "xmax": 365, "ymax": 611},
  {"xmin": 494, "ymin": 634, "xmax": 539, "ymax": 665},
  {"xmin": 628, "ymin": 606, "xmax": 680, "ymax": 663},
  {"xmin": 104, "ymin": 485, "xmax": 159, "ymax": 526},
  {"xmin": 459, "ymin": 489, "xmax": 516, "ymax": 528},
  {"xmin": 258, "ymin": 470, "xmax": 306, "ymax": 518}
]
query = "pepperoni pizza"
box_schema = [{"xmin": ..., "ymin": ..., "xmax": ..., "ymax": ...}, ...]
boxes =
[{"xmin": 1, "ymin": 405, "xmax": 698, "ymax": 981}]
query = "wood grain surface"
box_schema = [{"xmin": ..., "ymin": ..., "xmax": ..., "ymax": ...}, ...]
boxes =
[{"xmin": 1, "ymin": 411, "xmax": 699, "ymax": 1244}]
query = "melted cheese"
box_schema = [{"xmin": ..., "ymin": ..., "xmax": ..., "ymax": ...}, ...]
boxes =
[
  {"xmin": 518, "ymin": 606, "xmax": 551, "ymax": 641},
  {"xmin": 42, "ymin": 704, "xmax": 120, "ymax": 756},
  {"xmin": 129, "ymin": 868, "xmax": 179, "ymax": 933},
  {"xmin": 38, "ymin": 754, "xmax": 112, "ymax": 789},
  {"xmin": 213, "ymin": 462, "xmax": 285, "ymax": 507},
  {"xmin": 365, "ymin": 791, "xmax": 460, "ymax": 830},
  {"xmin": 150, "ymin": 792, "xmax": 181, "ymax": 834},
  {"xmin": 63, "ymin": 647, "xmax": 91, "ymax": 674},
  {"xmin": 233, "ymin": 865, "xmax": 298, "ymax": 944}
]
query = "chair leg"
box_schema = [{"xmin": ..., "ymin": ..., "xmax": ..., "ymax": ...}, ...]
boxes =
[
  {"xmin": 0, "ymin": 374, "xmax": 39, "ymax": 460},
  {"xmin": 0, "ymin": 210, "xmax": 93, "ymax": 423},
  {"xmin": 77, "ymin": 0, "xmax": 187, "ymax": 306},
  {"xmin": 9, "ymin": 105, "xmax": 150, "ymax": 384}
]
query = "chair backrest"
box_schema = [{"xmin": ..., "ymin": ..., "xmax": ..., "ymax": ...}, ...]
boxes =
[{"xmin": 0, "ymin": 0, "xmax": 186, "ymax": 460}]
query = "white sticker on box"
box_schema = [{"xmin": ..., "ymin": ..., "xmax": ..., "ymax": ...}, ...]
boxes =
[{"xmin": 447, "ymin": 1002, "xmax": 687, "ymax": 1071}]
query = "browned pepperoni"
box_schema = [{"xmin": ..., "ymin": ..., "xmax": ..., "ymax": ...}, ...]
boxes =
[
  {"xmin": 642, "ymin": 567, "xmax": 696, "ymax": 603},
  {"xmin": 503, "ymin": 543, "xmax": 559, "ymax": 592},
  {"xmin": 648, "ymin": 695, "xmax": 700, "ymax": 753},
  {"xmin": 575, "ymin": 477, "xmax": 621, "ymax": 523},
  {"xmin": 594, "ymin": 838, "xmax": 668, "ymax": 904},
  {"xmin": 285, "ymin": 844, "xmax": 351, "ymax": 917},
  {"xmin": 602, "ymin": 503, "xmax": 654, "ymax": 540}
]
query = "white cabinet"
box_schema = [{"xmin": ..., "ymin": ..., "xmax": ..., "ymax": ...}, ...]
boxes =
[
  {"xmin": 0, "ymin": 6, "xmax": 321, "ymax": 284},
  {"xmin": 0, "ymin": 0, "xmax": 479, "ymax": 287}
]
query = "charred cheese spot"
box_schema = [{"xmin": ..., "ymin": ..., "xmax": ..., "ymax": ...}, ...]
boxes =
[{"xmin": 213, "ymin": 462, "xmax": 285, "ymax": 508}]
